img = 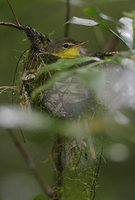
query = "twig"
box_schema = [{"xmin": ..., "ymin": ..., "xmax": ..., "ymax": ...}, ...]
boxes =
[
  {"xmin": 84, "ymin": 120, "xmax": 96, "ymax": 160},
  {"xmin": 7, "ymin": 0, "xmax": 20, "ymax": 25},
  {"xmin": 52, "ymin": 136, "xmax": 65, "ymax": 200},
  {"xmin": 90, "ymin": 150, "xmax": 103, "ymax": 200},
  {"xmin": 0, "ymin": 22, "xmax": 25, "ymax": 30},
  {"xmin": 0, "ymin": 86, "xmax": 19, "ymax": 91},
  {"xmin": 0, "ymin": 86, "xmax": 20, "ymax": 94},
  {"xmin": 88, "ymin": 134, "xmax": 96, "ymax": 160},
  {"xmin": 8, "ymin": 129, "xmax": 54, "ymax": 198},
  {"xmin": 12, "ymin": 50, "xmax": 27, "ymax": 104},
  {"xmin": 64, "ymin": 0, "xmax": 70, "ymax": 37}
]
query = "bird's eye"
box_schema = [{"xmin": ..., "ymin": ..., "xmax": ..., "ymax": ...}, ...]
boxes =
[{"xmin": 63, "ymin": 43, "xmax": 69, "ymax": 48}]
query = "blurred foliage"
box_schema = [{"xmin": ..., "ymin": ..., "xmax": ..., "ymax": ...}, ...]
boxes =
[
  {"xmin": 67, "ymin": 8, "xmax": 134, "ymax": 48},
  {"xmin": 0, "ymin": 0, "xmax": 135, "ymax": 200}
]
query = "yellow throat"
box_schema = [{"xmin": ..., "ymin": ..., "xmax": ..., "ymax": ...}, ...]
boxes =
[
  {"xmin": 52, "ymin": 46, "xmax": 80, "ymax": 58},
  {"xmin": 45, "ymin": 38, "xmax": 88, "ymax": 58}
]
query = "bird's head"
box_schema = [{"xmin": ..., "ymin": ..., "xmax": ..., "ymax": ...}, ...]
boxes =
[{"xmin": 45, "ymin": 37, "xmax": 88, "ymax": 58}]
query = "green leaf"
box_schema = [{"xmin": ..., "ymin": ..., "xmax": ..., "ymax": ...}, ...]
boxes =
[
  {"xmin": 117, "ymin": 17, "xmax": 133, "ymax": 49},
  {"xmin": 38, "ymin": 57, "xmax": 91, "ymax": 75},
  {"xmin": 67, "ymin": 16, "xmax": 130, "ymax": 48},
  {"xmin": 98, "ymin": 21, "xmax": 125, "ymax": 43},
  {"xmin": 33, "ymin": 57, "xmax": 100, "ymax": 100},
  {"xmin": 84, "ymin": 6, "xmax": 114, "ymax": 22},
  {"xmin": 66, "ymin": 16, "xmax": 98, "ymax": 26},
  {"xmin": 122, "ymin": 12, "xmax": 135, "ymax": 53},
  {"xmin": 84, "ymin": 6, "xmax": 99, "ymax": 17}
]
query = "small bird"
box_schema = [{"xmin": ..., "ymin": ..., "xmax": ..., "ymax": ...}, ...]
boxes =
[
  {"xmin": 44, "ymin": 37, "xmax": 88, "ymax": 58},
  {"xmin": 41, "ymin": 38, "xmax": 93, "ymax": 118},
  {"xmin": 44, "ymin": 37, "xmax": 117, "ymax": 60}
]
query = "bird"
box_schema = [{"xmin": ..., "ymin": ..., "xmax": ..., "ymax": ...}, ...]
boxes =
[
  {"xmin": 44, "ymin": 37, "xmax": 88, "ymax": 59},
  {"xmin": 40, "ymin": 37, "xmax": 95, "ymax": 118}
]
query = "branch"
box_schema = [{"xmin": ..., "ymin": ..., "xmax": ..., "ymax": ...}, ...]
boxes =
[
  {"xmin": 0, "ymin": 86, "xmax": 19, "ymax": 91},
  {"xmin": 8, "ymin": 129, "xmax": 54, "ymax": 198},
  {"xmin": 0, "ymin": 22, "xmax": 25, "ymax": 30},
  {"xmin": 52, "ymin": 136, "xmax": 65, "ymax": 200},
  {"xmin": 0, "ymin": 86, "xmax": 20, "ymax": 95},
  {"xmin": 7, "ymin": 0, "xmax": 20, "ymax": 25},
  {"xmin": 64, "ymin": 0, "xmax": 70, "ymax": 37}
]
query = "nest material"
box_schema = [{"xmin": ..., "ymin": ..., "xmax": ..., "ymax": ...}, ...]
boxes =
[
  {"xmin": 19, "ymin": 27, "xmax": 99, "ymax": 118},
  {"xmin": 42, "ymin": 74, "xmax": 91, "ymax": 118}
]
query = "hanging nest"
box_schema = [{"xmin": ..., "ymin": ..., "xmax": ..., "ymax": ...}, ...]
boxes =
[{"xmin": 16, "ymin": 25, "xmax": 100, "ymax": 119}]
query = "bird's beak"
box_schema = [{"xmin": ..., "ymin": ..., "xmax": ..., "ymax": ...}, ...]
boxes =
[{"xmin": 73, "ymin": 41, "xmax": 88, "ymax": 48}]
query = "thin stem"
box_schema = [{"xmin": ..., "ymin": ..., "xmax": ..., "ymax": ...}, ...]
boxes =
[
  {"xmin": 0, "ymin": 86, "xmax": 20, "ymax": 95},
  {"xmin": 88, "ymin": 135, "xmax": 96, "ymax": 160},
  {"xmin": 64, "ymin": 0, "xmax": 70, "ymax": 37},
  {"xmin": 8, "ymin": 129, "xmax": 54, "ymax": 198},
  {"xmin": 84, "ymin": 120, "xmax": 96, "ymax": 160},
  {"xmin": 7, "ymin": 0, "xmax": 20, "ymax": 25},
  {"xmin": 85, "ymin": 110, "xmax": 97, "ymax": 160},
  {"xmin": 0, "ymin": 22, "xmax": 25, "ymax": 30},
  {"xmin": 12, "ymin": 50, "xmax": 27, "ymax": 104},
  {"xmin": 90, "ymin": 152, "xmax": 103, "ymax": 200},
  {"xmin": 0, "ymin": 86, "xmax": 19, "ymax": 91},
  {"xmin": 52, "ymin": 136, "xmax": 65, "ymax": 200}
]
